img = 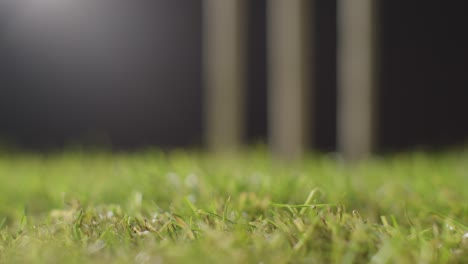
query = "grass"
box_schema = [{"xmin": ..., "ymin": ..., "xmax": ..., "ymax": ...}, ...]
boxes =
[{"xmin": 0, "ymin": 148, "xmax": 467, "ymax": 263}]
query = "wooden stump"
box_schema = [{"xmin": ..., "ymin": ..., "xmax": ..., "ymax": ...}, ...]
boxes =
[
  {"xmin": 337, "ymin": 0, "xmax": 378, "ymax": 161},
  {"xmin": 267, "ymin": 0, "xmax": 313, "ymax": 160},
  {"xmin": 203, "ymin": 0, "xmax": 247, "ymax": 152}
]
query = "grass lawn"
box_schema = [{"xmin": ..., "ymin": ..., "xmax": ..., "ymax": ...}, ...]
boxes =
[{"xmin": 0, "ymin": 148, "xmax": 467, "ymax": 263}]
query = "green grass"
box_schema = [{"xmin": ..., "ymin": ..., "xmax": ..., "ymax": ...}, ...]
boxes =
[{"xmin": 0, "ymin": 148, "xmax": 467, "ymax": 263}]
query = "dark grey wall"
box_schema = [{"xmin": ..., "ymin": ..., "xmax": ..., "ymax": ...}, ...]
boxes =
[
  {"xmin": 379, "ymin": 1, "xmax": 468, "ymax": 151},
  {"xmin": 0, "ymin": 0, "xmax": 467, "ymax": 152},
  {"xmin": 0, "ymin": 0, "xmax": 202, "ymax": 149}
]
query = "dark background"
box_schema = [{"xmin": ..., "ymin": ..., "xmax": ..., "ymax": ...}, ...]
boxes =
[{"xmin": 0, "ymin": 0, "xmax": 467, "ymax": 152}]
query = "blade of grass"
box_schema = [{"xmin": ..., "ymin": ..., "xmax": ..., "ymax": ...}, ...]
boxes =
[{"xmin": 300, "ymin": 188, "xmax": 319, "ymax": 215}]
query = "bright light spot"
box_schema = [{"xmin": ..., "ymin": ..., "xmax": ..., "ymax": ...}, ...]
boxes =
[
  {"xmin": 19, "ymin": 0, "xmax": 80, "ymax": 12},
  {"xmin": 463, "ymin": 233, "xmax": 468, "ymax": 246},
  {"xmin": 10, "ymin": 0, "xmax": 84, "ymax": 22}
]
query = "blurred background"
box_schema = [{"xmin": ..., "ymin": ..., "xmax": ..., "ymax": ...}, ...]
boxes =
[{"xmin": 0, "ymin": 0, "xmax": 467, "ymax": 156}]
